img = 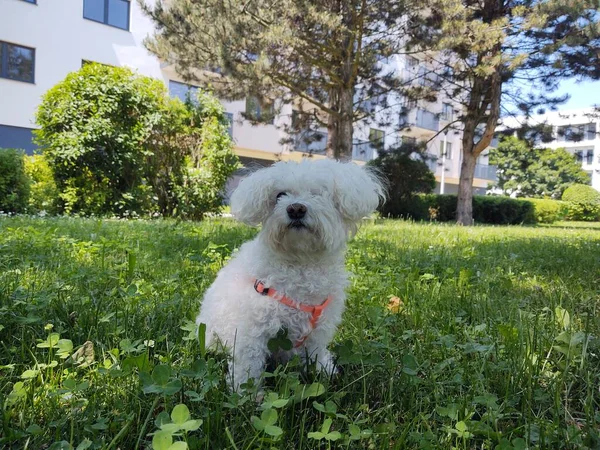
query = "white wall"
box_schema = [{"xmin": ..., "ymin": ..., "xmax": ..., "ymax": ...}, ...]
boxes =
[{"xmin": 0, "ymin": 0, "xmax": 163, "ymax": 129}]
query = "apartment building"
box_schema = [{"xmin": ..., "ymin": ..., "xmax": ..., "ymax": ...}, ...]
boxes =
[
  {"xmin": 501, "ymin": 108, "xmax": 600, "ymax": 192},
  {"xmin": 0, "ymin": 0, "xmax": 497, "ymax": 194}
]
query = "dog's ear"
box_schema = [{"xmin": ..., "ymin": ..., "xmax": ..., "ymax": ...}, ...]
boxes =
[
  {"xmin": 332, "ymin": 163, "xmax": 386, "ymax": 222},
  {"xmin": 230, "ymin": 167, "xmax": 275, "ymax": 226}
]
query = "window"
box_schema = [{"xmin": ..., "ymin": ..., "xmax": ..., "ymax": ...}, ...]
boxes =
[
  {"xmin": 245, "ymin": 97, "xmax": 274, "ymax": 124},
  {"xmin": 83, "ymin": 0, "xmax": 130, "ymax": 31},
  {"xmin": 557, "ymin": 123, "xmax": 595, "ymax": 142},
  {"xmin": 586, "ymin": 123, "xmax": 597, "ymax": 141},
  {"xmin": 441, "ymin": 103, "xmax": 453, "ymax": 121},
  {"xmin": 416, "ymin": 108, "xmax": 439, "ymax": 131},
  {"xmin": 440, "ymin": 141, "xmax": 452, "ymax": 159},
  {"xmin": 407, "ymin": 56, "xmax": 419, "ymax": 69},
  {"xmin": 369, "ymin": 128, "xmax": 385, "ymax": 150},
  {"xmin": 0, "ymin": 41, "xmax": 35, "ymax": 83},
  {"xmin": 169, "ymin": 80, "xmax": 199, "ymax": 103},
  {"xmin": 586, "ymin": 150, "xmax": 594, "ymax": 165}
]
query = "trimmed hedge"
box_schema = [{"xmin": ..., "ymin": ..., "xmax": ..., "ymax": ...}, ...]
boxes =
[
  {"xmin": 526, "ymin": 198, "xmax": 569, "ymax": 224},
  {"xmin": 387, "ymin": 194, "xmax": 536, "ymax": 225},
  {"xmin": 0, "ymin": 148, "xmax": 30, "ymax": 214}
]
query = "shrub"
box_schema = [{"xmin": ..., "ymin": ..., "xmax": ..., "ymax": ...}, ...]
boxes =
[
  {"xmin": 24, "ymin": 154, "xmax": 59, "ymax": 215},
  {"xmin": 561, "ymin": 184, "xmax": 600, "ymax": 221},
  {"xmin": 35, "ymin": 64, "xmax": 166, "ymax": 216},
  {"xmin": 35, "ymin": 63, "xmax": 239, "ymax": 218},
  {"xmin": 368, "ymin": 143, "xmax": 436, "ymax": 219},
  {"xmin": 0, "ymin": 148, "xmax": 30, "ymax": 214},
  {"xmin": 526, "ymin": 198, "xmax": 568, "ymax": 224},
  {"xmin": 401, "ymin": 194, "xmax": 535, "ymax": 224},
  {"xmin": 472, "ymin": 196, "xmax": 535, "ymax": 225}
]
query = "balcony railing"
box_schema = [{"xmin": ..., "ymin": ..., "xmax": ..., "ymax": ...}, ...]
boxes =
[
  {"xmin": 293, "ymin": 130, "xmax": 327, "ymax": 154},
  {"xmin": 426, "ymin": 158, "xmax": 439, "ymax": 173},
  {"xmin": 474, "ymin": 163, "xmax": 497, "ymax": 181},
  {"xmin": 352, "ymin": 142, "xmax": 375, "ymax": 161},
  {"xmin": 416, "ymin": 109, "xmax": 439, "ymax": 131}
]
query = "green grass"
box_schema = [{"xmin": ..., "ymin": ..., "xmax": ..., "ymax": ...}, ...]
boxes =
[{"xmin": 1, "ymin": 217, "xmax": 599, "ymax": 449}]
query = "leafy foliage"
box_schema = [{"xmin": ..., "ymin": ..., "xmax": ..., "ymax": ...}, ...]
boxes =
[
  {"xmin": 35, "ymin": 63, "xmax": 239, "ymax": 218},
  {"xmin": 526, "ymin": 198, "xmax": 569, "ymax": 224},
  {"xmin": 368, "ymin": 143, "xmax": 436, "ymax": 218},
  {"xmin": 561, "ymin": 183, "xmax": 600, "ymax": 221},
  {"xmin": 24, "ymin": 154, "xmax": 59, "ymax": 215},
  {"xmin": 489, "ymin": 137, "xmax": 589, "ymax": 199},
  {"xmin": 0, "ymin": 148, "xmax": 30, "ymax": 214}
]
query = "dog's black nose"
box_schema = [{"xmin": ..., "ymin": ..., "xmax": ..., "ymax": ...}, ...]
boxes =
[{"xmin": 287, "ymin": 203, "xmax": 307, "ymax": 219}]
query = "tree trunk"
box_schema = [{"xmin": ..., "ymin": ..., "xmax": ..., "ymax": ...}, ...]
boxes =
[
  {"xmin": 456, "ymin": 71, "xmax": 502, "ymax": 225},
  {"xmin": 326, "ymin": 88, "xmax": 354, "ymax": 161},
  {"xmin": 456, "ymin": 147, "xmax": 477, "ymax": 225}
]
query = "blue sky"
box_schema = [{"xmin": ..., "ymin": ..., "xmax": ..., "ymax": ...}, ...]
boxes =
[{"xmin": 554, "ymin": 78, "xmax": 600, "ymax": 110}]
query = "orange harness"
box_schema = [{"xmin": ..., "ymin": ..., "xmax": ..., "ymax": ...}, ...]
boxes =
[{"xmin": 253, "ymin": 279, "xmax": 332, "ymax": 347}]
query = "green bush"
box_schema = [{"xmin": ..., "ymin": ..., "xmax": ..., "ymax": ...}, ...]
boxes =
[
  {"xmin": 0, "ymin": 148, "xmax": 30, "ymax": 214},
  {"xmin": 561, "ymin": 184, "xmax": 600, "ymax": 221},
  {"xmin": 400, "ymin": 194, "xmax": 535, "ymax": 224},
  {"xmin": 472, "ymin": 196, "xmax": 535, "ymax": 225},
  {"xmin": 367, "ymin": 142, "xmax": 436, "ymax": 219},
  {"xmin": 526, "ymin": 198, "xmax": 568, "ymax": 223},
  {"xmin": 24, "ymin": 154, "xmax": 59, "ymax": 215},
  {"xmin": 35, "ymin": 63, "xmax": 239, "ymax": 218}
]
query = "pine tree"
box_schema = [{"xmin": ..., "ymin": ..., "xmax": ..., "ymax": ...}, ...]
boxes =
[
  {"xmin": 140, "ymin": 0, "xmax": 425, "ymax": 160},
  {"xmin": 413, "ymin": 0, "xmax": 599, "ymax": 224}
]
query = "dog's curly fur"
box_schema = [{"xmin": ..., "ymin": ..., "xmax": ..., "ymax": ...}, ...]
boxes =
[{"xmin": 196, "ymin": 159, "xmax": 385, "ymax": 390}]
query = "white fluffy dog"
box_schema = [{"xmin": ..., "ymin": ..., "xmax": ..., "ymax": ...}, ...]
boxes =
[{"xmin": 196, "ymin": 159, "xmax": 384, "ymax": 390}]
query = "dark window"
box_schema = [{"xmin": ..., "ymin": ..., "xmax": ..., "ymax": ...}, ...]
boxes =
[
  {"xmin": 586, "ymin": 123, "xmax": 596, "ymax": 141},
  {"xmin": 83, "ymin": 0, "xmax": 130, "ymax": 31},
  {"xmin": 245, "ymin": 97, "xmax": 274, "ymax": 124},
  {"xmin": 441, "ymin": 103, "xmax": 453, "ymax": 121},
  {"xmin": 0, "ymin": 41, "xmax": 35, "ymax": 83},
  {"xmin": 586, "ymin": 150, "xmax": 594, "ymax": 164},
  {"xmin": 0, "ymin": 124, "xmax": 36, "ymax": 154},
  {"xmin": 440, "ymin": 141, "xmax": 453, "ymax": 159},
  {"xmin": 168, "ymin": 80, "xmax": 199, "ymax": 103},
  {"xmin": 369, "ymin": 128, "xmax": 385, "ymax": 151}
]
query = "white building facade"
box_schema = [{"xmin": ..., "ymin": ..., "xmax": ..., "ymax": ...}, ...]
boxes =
[
  {"xmin": 501, "ymin": 108, "xmax": 600, "ymax": 192},
  {"xmin": 0, "ymin": 0, "xmax": 497, "ymax": 193}
]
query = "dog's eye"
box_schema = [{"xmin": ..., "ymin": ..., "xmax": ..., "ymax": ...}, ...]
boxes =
[{"xmin": 276, "ymin": 192, "xmax": 287, "ymax": 201}]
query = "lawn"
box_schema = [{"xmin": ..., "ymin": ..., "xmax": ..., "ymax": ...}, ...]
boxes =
[{"xmin": 0, "ymin": 217, "xmax": 599, "ymax": 449}]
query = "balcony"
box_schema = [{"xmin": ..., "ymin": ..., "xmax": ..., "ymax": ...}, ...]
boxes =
[
  {"xmin": 399, "ymin": 108, "xmax": 439, "ymax": 140},
  {"xmin": 293, "ymin": 130, "xmax": 327, "ymax": 154},
  {"xmin": 352, "ymin": 142, "xmax": 375, "ymax": 161},
  {"xmin": 416, "ymin": 109, "xmax": 439, "ymax": 131},
  {"xmin": 474, "ymin": 163, "xmax": 497, "ymax": 181}
]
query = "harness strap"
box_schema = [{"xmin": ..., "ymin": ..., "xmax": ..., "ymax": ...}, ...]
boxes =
[{"xmin": 253, "ymin": 279, "xmax": 332, "ymax": 347}]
